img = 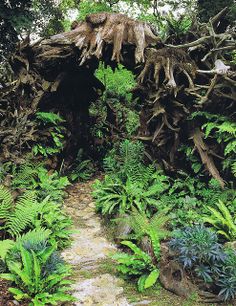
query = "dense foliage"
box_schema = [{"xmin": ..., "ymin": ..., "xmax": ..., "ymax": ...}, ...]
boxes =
[
  {"xmin": 170, "ymin": 225, "xmax": 236, "ymax": 301},
  {"xmin": 0, "ymin": 0, "xmax": 235, "ymax": 304}
]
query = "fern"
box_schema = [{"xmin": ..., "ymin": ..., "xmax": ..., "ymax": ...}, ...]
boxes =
[
  {"xmin": 0, "ymin": 240, "xmax": 15, "ymax": 260},
  {"xmin": 203, "ymin": 200, "xmax": 236, "ymax": 241},
  {"xmin": 15, "ymin": 228, "xmax": 52, "ymax": 250},
  {"xmin": 126, "ymin": 209, "xmax": 171, "ymax": 258},
  {"xmin": 7, "ymin": 191, "xmax": 39, "ymax": 237},
  {"xmin": 0, "ymin": 185, "xmax": 13, "ymax": 220},
  {"xmin": 36, "ymin": 112, "xmax": 65, "ymax": 125},
  {"xmin": 68, "ymin": 149, "xmax": 94, "ymax": 182},
  {"xmin": 0, "ymin": 186, "xmax": 48, "ymax": 238},
  {"xmin": 12, "ymin": 163, "xmax": 43, "ymax": 190}
]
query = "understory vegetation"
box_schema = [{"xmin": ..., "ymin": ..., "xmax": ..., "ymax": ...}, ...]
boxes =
[
  {"xmin": 0, "ymin": 112, "xmax": 92, "ymax": 305},
  {"xmin": 0, "ymin": 0, "xmax": 236, "ymax": 305}
]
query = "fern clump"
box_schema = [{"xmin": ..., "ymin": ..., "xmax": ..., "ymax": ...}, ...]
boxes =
[
  {"xmin": 113, "ymin": 241, "xmax": 159, "ymax": 292},
  {"xmin": 0, "ymin": 185, "xmax": 72, "ymax": 248},
  {"xmin": 0, "ymin": 186, "xmax": 39, "ymax": 237},
  {"xmin": 156, "ymin": 176, "xmax": 236, "ymax": 229},
  {"xmin": 93, "ymin": 171, "xmax": 169, "ymax": 216},
  {"xmin": 0, "ymin": 241, "xmax": 75, "ymax": 305},
  {"xmin": 33, "ymin": 111, "xmax": 66, "ymax": 157},
  {"xmin": 203, "ymin": 200, "xmax": 236, "ymax": 241},
  {"xmin": 126, "ymin": 209, "xmax": 171, "ymax": 257},
  {"xmin": 94, "ymin": 139, "xmax": 170, "ymax": 216},
  {"xmin": 67, "ymin": 149, "xmax": 94, "ymax": 182}
]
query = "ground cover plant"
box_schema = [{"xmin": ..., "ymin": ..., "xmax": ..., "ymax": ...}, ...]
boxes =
[{"xmin": 0, "ymin": 110, "xmax": 76, "ymax": 304}]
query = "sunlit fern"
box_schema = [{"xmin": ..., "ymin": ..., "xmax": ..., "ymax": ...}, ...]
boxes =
[
  {"xmin": 0, "ymin": 185, "xmax": 41, "ymax": 237},
  {"xmin": 125, "ymin": 209, "xmax": 171, "ymax": 258}
]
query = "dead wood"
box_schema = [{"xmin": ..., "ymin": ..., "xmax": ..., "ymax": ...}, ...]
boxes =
[
  {"xmin": 0, "ymin": 11, "xmax": 235, "ymax": 184},
  {"xmin": 192, "ymin": 129, "xmax": 225, "ymax": 188}
]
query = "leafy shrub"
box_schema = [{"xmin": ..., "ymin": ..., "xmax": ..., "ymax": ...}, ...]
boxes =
[
  {"xmin": 0, "ymin": 242, "xmax": 74, "ymax": 305},
  {"xmin": 33, "ymin": 112, "xmax": 66, "ymax": 157},
  {"xmin": 95, "ymin": 63, "xmax": 136, "ymax": 102},
  {"xmin": 68, "ymin": 149, "xmax": 94, "ymax": 182},
  {"xmin": 169, "ymin": 225, "xmax": 236, "ymax": 301},
  {"xmin": 11, "ymin": 160, "xmax": 70, "ymax": 203},
  {"xmin": 77, "ymin": 0, "xmax": 112, "ymax": 21},
  {"xmin": 113, "ymin": 241, "xmax": 159, "ymax": 292},
  {"xmin": 203, "ymin": 200, "xmax": 236, "ymax": 241},
  {"xmin": 169, "ymin": 225, "xmax": 225, "ymax": 271},
  {"xmin": 37, "ymin": 200, "xmax": 72, "ymax": 249},
  {"xmin": 0, "ymin": 186, "xmax": 72, "ymax": 247},
  {"xmin": 33, "ymin": 167, "xmax": 70, "ymax": 202},
  {"xmin": 165, "ymin": 13, "xmax": 192, "ymax": 37},
  {"xmin": 93, "ymin": 171, "xmax": 169, "ymax": 216},
  {"xmin": 157, "ymin": 176, "xmax": 236, "ymax": 228}
]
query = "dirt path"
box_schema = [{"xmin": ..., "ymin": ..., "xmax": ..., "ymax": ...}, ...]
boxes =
[{"xmin": 62, "ymin": 179, "xmax": 131, "ymax": 306}]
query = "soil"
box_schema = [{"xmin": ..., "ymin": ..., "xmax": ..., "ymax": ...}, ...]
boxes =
[{"xmin": 0, "ymin": 280, "xmax": 28, "ymax": 306}]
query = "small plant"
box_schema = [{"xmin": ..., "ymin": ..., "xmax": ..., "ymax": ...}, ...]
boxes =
[
  {"xmin": 103, "ymin": 139, "xmax": 145, "ymax": 176},
  {"xmin": 11, "ymin": 160, "xmax": 70, "ymax": 203},
  {"xmin": 203, "ymin": 200, "xmax": 236, "ymax": 241},
  {"xmin": 169, "ymin": 225, "xmax": 225, "ymax": 271},
  {"xmin": 170, "ymin": 225, "xmax": 236, "ymax": 301},
  {"xmin": 217, "ymin": 248, "xmax": 236, "ymax": 301},
  {"xmin": 11, "ymin": 159, "xmax": 43, "ymax": 189},
  {"xmin": 0, "ymin": 186, "xmax": 41, "ymax": 237},
  {"xmin": 113, "ymin": 241, "xmax": 159, "ymax": 292},
  {"xmin": 125, "ymin": 209, "xmax": 171, "ymax": 258},
  {"xmin": 33, "ymin": 112, "xmax": 66, "ymax": 157},
  {"xmin": 34, "ymin": 167, "xmax": 70, "ymax": 202},
  {"xmin": 0, "ymin": 241, "xmax": 75, "ymax": 305},
  {"xmin": 0, "ymin": 185, "xmax": 72, "ymax": 248},
  {"xmin": 68, "ymin": 149, "xmax": 94, "ymax": 182},
  {"xmin": 93, "ymin": 173, "xmax": 168, "ymax": 216},
  {"xmin": 38, "ymin": 199, "xmax": 73, "ymax": 249},
  {"xmin": 95, "ymin": 63, "xmax": 136, "ymax": 102}
]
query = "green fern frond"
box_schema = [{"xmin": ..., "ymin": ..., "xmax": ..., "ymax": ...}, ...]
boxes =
[
  {"xmin": 16, "ymin": 228, "xmax": 52, "ymax": 249},
  {"xmin": 0, "ymin": 240, "xmax": 15, "ymax": 260},
  {"xmin": 7, "ymin": 191, "xmax": 39, "ymax": 237},
  {"xmin": 0, "ymin": 185, "xmax": 13, "ymax": 220},
  {"xmin": 12, "ymin": 161, "xmax": 43, "ymax": 189},
  {"xmin": 204, "ymin": 200, "xmax": 236, "ymax": 241},
  {"xmin": 36, "ymin": 112, "xmax": 65, "ymax": 125},
  {"xmin": 127, "ymin": 209, "xmax": 170, "ymax": 259}
]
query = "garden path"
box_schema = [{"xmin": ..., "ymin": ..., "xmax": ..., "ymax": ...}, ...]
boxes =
[{"xmin": 62, "ymin": 178, "xmax": 132, "ymax": 306}]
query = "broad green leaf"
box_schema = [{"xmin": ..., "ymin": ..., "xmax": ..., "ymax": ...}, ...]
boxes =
[
  {"xmin": 137, "ymin": 274, "xmax": 147, "ymax": 292},
  {"xmin": 144, "ymin": 269, "xmax": 159, "ymax": 289}
]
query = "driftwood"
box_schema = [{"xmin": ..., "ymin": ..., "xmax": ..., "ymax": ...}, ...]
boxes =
[{"xmin": 0, "ymin": 10, "xmax": 235, "ymax": 184}]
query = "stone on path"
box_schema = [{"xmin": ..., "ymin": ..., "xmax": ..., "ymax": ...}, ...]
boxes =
[{"xmin": 62, "ymin": 180, "xmax": 132, "ymax": 306}]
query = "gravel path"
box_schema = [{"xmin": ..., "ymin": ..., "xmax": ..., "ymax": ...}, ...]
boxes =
[{"xmin": 62, "ymin": 179, "xmax": 131, "ymax": 306}]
